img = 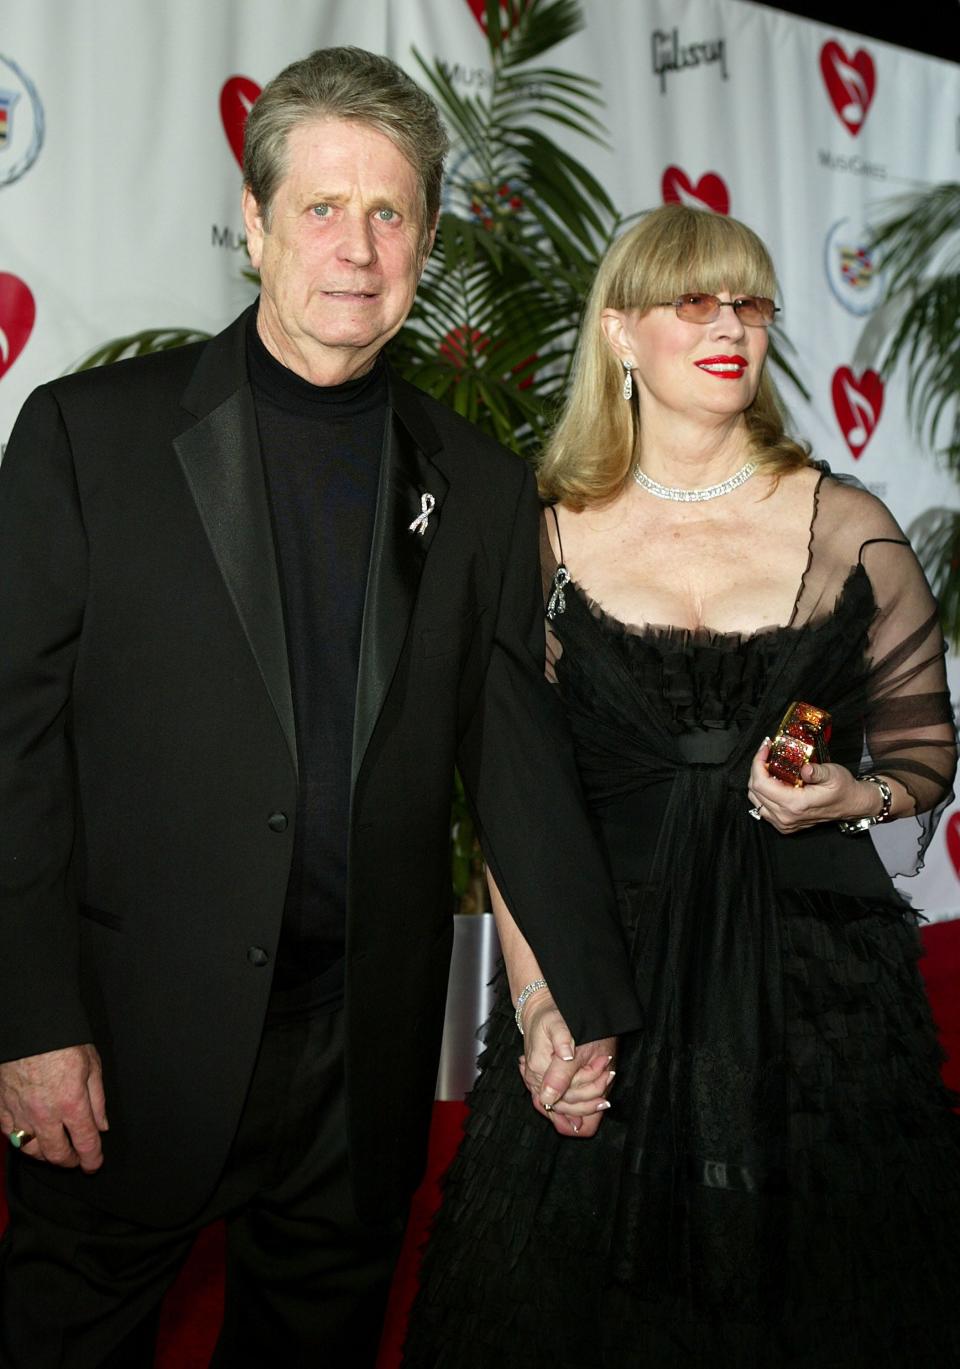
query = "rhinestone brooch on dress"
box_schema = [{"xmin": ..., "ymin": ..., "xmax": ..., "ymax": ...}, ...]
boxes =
[
  {"xmin": 546, "ymin": 566, "xmax": 570, "ymax": 619},
  {"xmin": 632, "ymin": 460, "xmax": 758, "ymax": 502}
]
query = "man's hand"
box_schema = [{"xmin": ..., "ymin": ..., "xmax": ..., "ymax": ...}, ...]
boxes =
[
  {"xmin": 0, "ymin": 1044, "xmax": 108, "ymax": 1172},
  {"xmin": 518, "ymin": 992, "xmax": 615, "ymax": 1138}
]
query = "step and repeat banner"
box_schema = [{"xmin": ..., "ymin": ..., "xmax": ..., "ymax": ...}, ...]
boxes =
[{"xmin": 1, "ymin": 0, "xmax": 958, "ymax": 915}]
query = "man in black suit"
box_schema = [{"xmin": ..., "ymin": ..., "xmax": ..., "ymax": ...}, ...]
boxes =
[{"xmin": 0, "ymin": 46, "xmax": 640, "ymax": 1367}]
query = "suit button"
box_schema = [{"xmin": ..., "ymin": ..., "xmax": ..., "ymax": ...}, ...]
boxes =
[
  {"xmin": 247, "ymin": 946, "xmax": 270, "ymax": 967},
  {"xmin": 267, "ymin": 812, "xmax": 288, "ymax": 832}
]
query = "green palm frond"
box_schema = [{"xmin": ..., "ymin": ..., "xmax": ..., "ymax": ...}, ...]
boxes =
[
  {"xmin": 876, "ymin": 273, "xmax": 960, "ymax": 471},
  {"xmin": 393, "ymin": 0, "xmax": 807, "ymax": 459},
  {"xmin": 392, "ymin": 0, "xmax": 625, "ymax": 459},
  {"xmin": 862, "ymin": 182, "xmax": 960, "ymax": 471},
  {"xmin": 75, "ymin": 327, "xmax": 211, "ymax": 371},
  {"xmin": 870, "ymin": 182, "xmax": 960, "ymax": 285},
  {"xmin": 768, "ymin": 325, "xmax": 810, "ymax": 403},
  {"xmin": 484, "ymin": 0, "xmax": 587, "ymax": 71},
  {"xmin": 856, "ymin": 183, "xmax": 960, "ymax": 643},
  {"xmin": 906, "ymin": 506, "xmax": 960, "ymax": 649}
]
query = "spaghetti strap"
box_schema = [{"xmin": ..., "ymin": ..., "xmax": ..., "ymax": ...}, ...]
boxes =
[{"xmin": 548, "ymin": 502, "xmax": 565, "ymax": 564}]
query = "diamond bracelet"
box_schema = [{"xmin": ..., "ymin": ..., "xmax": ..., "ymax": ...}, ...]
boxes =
[
  {"xmin": 515, "ymin": 978, "xmax": 549, "ymax": 1035},
  {"xmin": 838, "ymin": 774, "xmax": 893, "ymax": 835}
]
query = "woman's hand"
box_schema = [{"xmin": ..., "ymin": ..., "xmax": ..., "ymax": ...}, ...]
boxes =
[
  {"xmin": 747, "ymin": 739, "xmax": 884, "ymax": 833},
  {"xmin": 518, "ymin": 991, "xmax": 615, "ymax": 1138}
]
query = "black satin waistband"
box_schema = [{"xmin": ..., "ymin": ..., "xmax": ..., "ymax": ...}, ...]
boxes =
[{"xmin": 597, "ymin": 778, "xmax": 897, "ymax": 898}]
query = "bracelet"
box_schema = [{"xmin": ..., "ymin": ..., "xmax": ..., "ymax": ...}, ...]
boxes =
[
  {"xmin": 515, "ymin": 978, "xmax": 548, "ymax": 1035},
  {"xmin": 838, "ymin": 774, "xmax": 893, "ymax": 835}
]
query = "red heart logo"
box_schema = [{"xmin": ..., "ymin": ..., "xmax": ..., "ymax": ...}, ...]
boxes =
[
  {"xmin": 465, "ymin": 0, "xmax": 512, "ymax": 36},
  {"xmin": 220, "ymin": 76, "xmax": 262, "ymax": 169},
  {"xmin": 819, "ymin": 41, "xmax": 876, "ymax": 136},
  {"xmin": 831, "ymin": 367, "xmax": 883, "ymax": 458},
  {"xmin": 661, "ymin": 167, "xmax": 729, "ymax": 216},
  {"xmin": 0, "ymin": 274, "xmax": 36, "ymax": 381},
  {"xmin": 947, "ymin": 812, "xmax": 960, "ymax": 878}
]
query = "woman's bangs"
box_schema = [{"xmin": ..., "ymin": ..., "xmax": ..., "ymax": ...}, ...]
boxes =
[
  {"xmin": 617, "ymin": 212, "xmax": 776, "ymax": 312},
  {"xmin": 690, "ymin": 227, "xmax": 776, "ymax": 299}
]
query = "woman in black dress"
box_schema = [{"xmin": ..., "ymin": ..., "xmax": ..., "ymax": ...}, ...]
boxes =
[{"xmin": 403, "ymin": 205, "xmax": 960, "ymax": 1367}]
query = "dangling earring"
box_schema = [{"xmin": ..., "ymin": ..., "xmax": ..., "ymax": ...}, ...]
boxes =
[{"xmin": 622, "ymin": 360, "xmax": 634, "ymax": 402}]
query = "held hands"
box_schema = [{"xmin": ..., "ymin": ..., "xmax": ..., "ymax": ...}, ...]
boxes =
[
  {"xmin": 0, "ymin": 1044, "xmax": 108, "ymax": 1172},
  {"xmin": 518, "ymin": 989, "xmax": 615, "ymax": 1139},
  {"xmin": 747, "ymin": 739, "xmax": 883, "ymax": 833}
]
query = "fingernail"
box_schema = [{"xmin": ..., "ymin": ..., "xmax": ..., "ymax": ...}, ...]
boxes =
[
  {"xmin": 596, "ymin": 1100, "xmax": 611, "ymax": 1111},
  {"xmin": 561, "ymin": 1052, "xmax": 574, "ymax": 1062},
  {"xmin": 607, "ymin": 1070, "xmax": 616, "ymax": 1082}
]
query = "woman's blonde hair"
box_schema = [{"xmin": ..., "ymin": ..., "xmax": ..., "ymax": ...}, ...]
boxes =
[{"xmin": 538, "ymin": 204, "xmax": 810, "ymax": 508}]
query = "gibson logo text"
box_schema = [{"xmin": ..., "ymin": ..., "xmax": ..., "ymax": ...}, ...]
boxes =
[{"xmin": 652, "ymin": 29, "xmax": 727, "ymax": 94}]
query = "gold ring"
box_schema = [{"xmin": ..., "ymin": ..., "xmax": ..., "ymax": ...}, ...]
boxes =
[{"xmin": 9, "ymin": 1128, "xmax": 34, "ymax": 1149}]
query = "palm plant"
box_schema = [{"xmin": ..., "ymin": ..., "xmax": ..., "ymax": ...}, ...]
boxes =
[
  {"xmin": 391, "ymin": 0, "xmax": 805, "ymax": 456},
  {"xmin": 77, "ymin": 327, "xmax": 212, "ymax": 369},
  {"xmin": 858, "ymin": 181, "xmax": 960, "ymax": 644},
  {"xmin": 388, "ymin": 0, "xmax": 623, "ymax": 460}
]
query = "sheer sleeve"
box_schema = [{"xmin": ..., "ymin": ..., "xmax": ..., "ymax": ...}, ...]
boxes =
[
  {"xmin": 788, "ymin": 473, "xmax": 956, "ymax": 877},
  {"xmin": 857, "ymin": 534, "xmax": 956, "ymax": 875}
]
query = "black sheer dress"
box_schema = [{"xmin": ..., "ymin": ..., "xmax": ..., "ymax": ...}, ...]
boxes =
[{"xmin": 403, "ymin": 472, "xmax": 960, "ymax": 1368}]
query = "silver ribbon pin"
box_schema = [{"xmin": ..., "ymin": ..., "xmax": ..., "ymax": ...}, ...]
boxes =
[
  {"xmin": 546, "ymin": 565, "xmax": 570, "ymax": 619},
  {"xmin": 408, "ymin": 492, "xmax": 436, "ymax": 536}
]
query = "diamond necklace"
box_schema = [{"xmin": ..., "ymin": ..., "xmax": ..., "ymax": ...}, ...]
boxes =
[{"xmin": 632, "ymin": 460, "xmax": 758, "ymax": 503}]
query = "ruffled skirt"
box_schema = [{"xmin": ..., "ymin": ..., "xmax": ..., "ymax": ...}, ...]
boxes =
[{"xmin": 402, "ymin": 890, "xmax": 960, "ymax": 1368}]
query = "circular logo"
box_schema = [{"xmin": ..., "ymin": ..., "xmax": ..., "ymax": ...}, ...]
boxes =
[
  {"xmin": 0, "ymin": 54, "xmax": 44, "ymax": 188},
  {"xmin": 824, "ymin": 217, "xmax": 883, "ymax": 317}
]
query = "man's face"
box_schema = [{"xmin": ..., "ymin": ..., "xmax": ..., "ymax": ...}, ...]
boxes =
[{"xmin": 243, "ymin": 117, "xmax": 430, "ymax": 385}]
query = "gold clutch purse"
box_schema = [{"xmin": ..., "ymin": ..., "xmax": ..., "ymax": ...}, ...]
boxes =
[{"xmin": 766, "ymin": 701, "xmax": 832, "ymax": 787}]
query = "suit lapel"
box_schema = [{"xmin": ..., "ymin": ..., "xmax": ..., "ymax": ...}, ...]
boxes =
[
  {"xmin": 351, "ymin": 376, "xmax": 449, "ymax": 787},
  {"xmin": 174, "ymin": 312, "xmax": 298, "ymax": 778},
  {"xmin": 172, "ymin": 321, "xmax": 450, "ymax": 793}
]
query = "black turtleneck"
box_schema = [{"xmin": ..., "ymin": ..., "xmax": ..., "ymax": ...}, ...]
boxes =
[{"xmin": 246, "ymin": 311, "xmax": 388, "ymax": 1016}]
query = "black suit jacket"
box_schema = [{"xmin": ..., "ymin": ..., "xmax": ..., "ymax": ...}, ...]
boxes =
[{"xmin": 0, "ymin": 309, "xmax": 641, "ymax": 1226}]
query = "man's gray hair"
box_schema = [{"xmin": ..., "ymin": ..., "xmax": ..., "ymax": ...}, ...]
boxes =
[{"xmin": 243, "ymin": 46, "xmax": 449, "ymax": 257}]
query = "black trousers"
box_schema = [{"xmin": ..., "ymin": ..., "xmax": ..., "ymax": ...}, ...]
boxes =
[{"xmin": 0, "ymin": 1009, "xmax": 407, "ymax": 1368}]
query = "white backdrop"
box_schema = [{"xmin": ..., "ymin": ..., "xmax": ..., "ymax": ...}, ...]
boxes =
[{"xmin": 2, "ymin": 0, "xmax": 958, "ymax": 917}]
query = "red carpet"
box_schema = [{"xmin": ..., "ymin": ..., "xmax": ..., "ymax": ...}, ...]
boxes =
[{"xmin": 1, "ymin": 918, "xmax": 958, "ymax": 1366}]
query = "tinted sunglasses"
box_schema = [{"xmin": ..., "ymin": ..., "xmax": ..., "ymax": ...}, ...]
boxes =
[{"xmin": 655, "ymin": 293, "xmax": 780, "ymax": 327}]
